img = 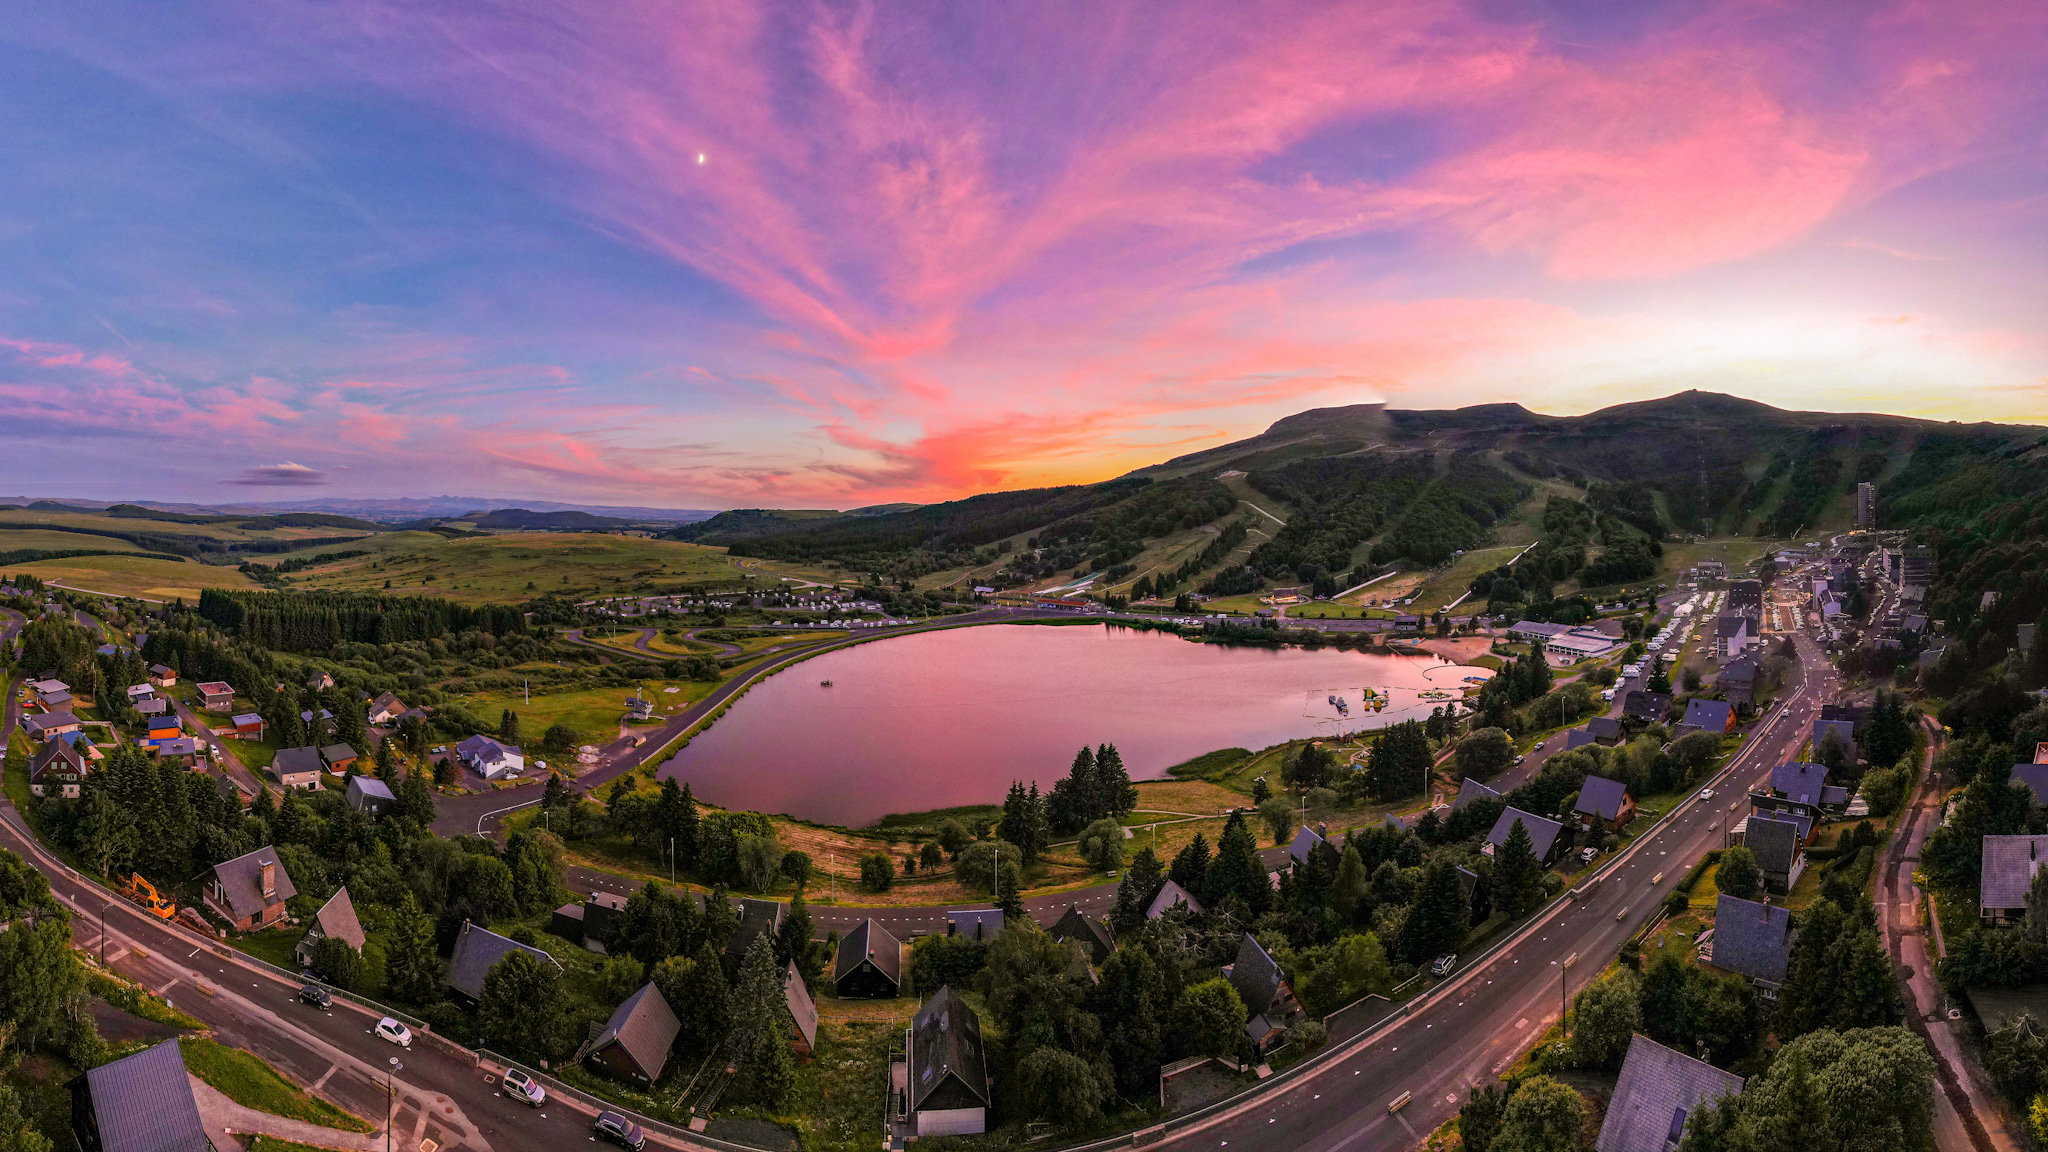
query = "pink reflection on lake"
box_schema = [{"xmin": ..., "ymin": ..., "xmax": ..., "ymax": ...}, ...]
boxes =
[{"xmin": 658, "ymin": 623, "xmax": 1486, "ymax": 826}]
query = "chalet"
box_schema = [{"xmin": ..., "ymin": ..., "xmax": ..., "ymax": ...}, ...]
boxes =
[
  {"xmin": 1680, "ymin": 698, "xmax": 1735, "ymax": 735},
  {"xmin": 145, "ymin": 713, "xmax": 182, "ymax": 739},
  {"xmin": 367, "ymin": 692, "xmax": 408, "ymax": 725},
  {"xmin": 1595, "ymin": 1034, "xmax": 1744, "ymax": 1152},
  {"xmin": 22, "ymin": 711, "xmax": 81, "ymax": 743},
  {"xmin": 729, "ymin": 898, "xmax": 784, "ymax": 958},
  {"xmin": 196, "ymin": 682, "xmax": 235, "ymax": 712},
  {"xmin": 295, "ymin": 887, "xmax": 366, "ymax": 967},
  {"xmin": 124, "ymin": 684, "xmax": 154, "ymax": 703},
  {"xmin": 1225, "ymin": 933, "xmax": 1302, "ymax": 1055},
  {"xmin": 1453, "ymin": 776, "xmax": 1502, "ymax": 809},
  {"xmin": 206, "ymin": 846, "xmax": 296, "ymax": 931},
  {"xmin": 229, "ymin": 713, "xmax": 264, "ymax": 740},
  {"xmin": 1050, "ymin": 904, "xmax": 1115, "ymax": 964},
  {"xmin": 1565, "ymin": 728, "xmax": 1599, "ymax": 751},
  {"xmin": 306, "ymin": 672, "xmax": 335, "ymax": 691},
  {"xmin": 68, "ymin": 1039, "xmax": 212, "ymax": 1152},
  {"xmin": 1706, "ymin": 894, "xmax": 1792, "ymax": 996},
  {"xmin": 1980, "ymin": 836, "xmax": 2048, "ymax": 923},
  {"xmin": 272, "ymin": 747, "xmax": 323, "ymax": 791},
  {"xmin": 1717, "ymin": 656, "xmax": 1759, "ymax": 705},
  {"xmin": 30, "ymin": 740, "xmax": 88, "ymax": 798},
  {"xmin": 784, "ymin": 961, "xmax": 819, "ymax": 1057},
  {"xmin": 905, "ymin": 986, "xmax": 992, "ymax": 1137},
  {"xmin": 318, "ymin": 744, "xmax": 358, "ymax": 774},
  {"xmin": 1769, "ymin": 762, "xmax": 1845, "ymax": 810},
  {"xmin": 945, "ymin": 909, "xmax": 1004, "ymax": 941},
  {"xmin": 1146, "ymin": 879, "xmax": 1203, "ymax": 919},
  {"xmin": 134, "ymin": 697, "xmax": 168, "ymax": 718},
  {"xmin": 585, "ymin": 983, "xmax": 681, "ymax": 1084},
  {"xmin": 299, "ymin": 708, "xmax": 335, "ymax": 735},
  {"xmin": 1485, "ymin": 807, "xmax": 1566, "ymax": 866},
  {"xmin": 1573, "ymin": 775, "xmax": 1636, "ymax": 833},
  {"xmin": 455, "ymin": 734, "xmax": 524, "ymax": 779},
  {"xmin": 834, "ymin": 919, "xmax": 902, "ymax": 998},
  {"xmin": 1621, "ymin": 691, "xmax": 1671, "ymax": 724},
  {"xmin": 1810, "ymin": 718, "xmax": 1857, "ymax": 765},
  {"xmin": 345, "ymin": 775, "xmax": 395, "ymax": 817},
  {"xmin": 1585, "ymin": 716, "xmax": 1623, "ymax": 745},
  {"xmin": 150, "ymin": 737, "xmax": 200, "ymax": 766},
  {"xmin": 1744, "ymin": 815, "xmax": 1806, "ymax": 895},
  {"xmin": 147, "ymin": 664, "xmax": 176, "ymax": 688},
  {"xmin": 1286, "ymin": 824, "xmax": 1326, "ymax": 866},
  {"xmin": 445, "ymin": 921, "xmax": 560, "ymax": 1002}
]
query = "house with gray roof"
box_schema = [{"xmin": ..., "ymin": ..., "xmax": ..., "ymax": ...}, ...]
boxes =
[
  {"xmin": 907, "ymin": 986, "xmax": 991, "ymax": 1136},
  {"xmin": 785, "ymin": 961, "xmax": 819, "ymax": 1056},
  {"xmin": 1224, "ymin": 933, "xmax": 1301, "ymax": 1055},
  {"xmin": 1717, "ymin": 656, "xmax": 1759, "ymax": 705},
  {"xmin": 1622, "ymin": 691, "xmax": 1671, "ymax": 724},
  {"xmin": 1708, "ymin": 894, "xmax": 1792, "ymax": 993},
  {"xmin": 1565, "ymin": 727, "xmax": 1598, "ymax": 750},
  {"xmin": 206, "ymin": 846, "xmax": 296, "ymax": 932},
  {"xmin": 272, "ymin": 746, "xmax": 323, "ymax": 791},
  {"xmin": 1050, "ymin": 904, "xmax": 1115, "ymax": 964},
  {"xmin": 446, "ymin": 920, "xmax": 560, "ymax": 1002},
  {"xmin": 1595, "ymin": 1034, "xmax": 1744, "ymax": 1152},
  {"xmin": 1454, "ymin": 776, "xmax": 1502, "ymax": 809},
  {"xmin": 585, "ymin": 982, "xmax": 681, "ymax": 1084},
  {"xmin": 1286, "ymin": 824, "xmax": 1326, "ymax": 866},
  {"xmin": 2009, "ymin": 764, "xmax": 2048, "ymax": 810},
  {"xmin": 22, "ymin": 710, "xmax": 81, "ymax": 743},
  {"xmin": 1486, "ymin": 807, "xmax": 1566, "ymax": 866},
  {"xmin": 296, "ymin": 886, "xmax": 367, "ymax": 968},
  {"xmin": 455, "ymin": 733, "xmax": 524, "ymax": 779},
  {"xmin": 345, "ymin": 775, "xmax": 395, "ymax": 816},
  {"xmin": 1681, "ymin": 698, "xmax": 1735, "ymax": 735},
  {"xmin": 1981, "ymin": 835, "xmax": 2048, "ymax": 923},
  {"xmin": 1573, "ymin": 776, "xmax": 1636, "ymax": 833},
  {"xmin": 68, "ymin": 1039, "xmax": 213, "ymax": 1152},
  {"xmin": 1744, "ymin": 815, "xmax": 1806, "ymax": 895},
  {"xmin": 1770, "ymin": 762, "xmax": 1832, "ymax": 807},
  {"xmin": 1146, "ymin": 879, "xmax": 1203, "ymax": 919},
  {"xmin": 1586, "ymin": 716, "xmax": 1623, "ymax": 744},
  {"xmin": 946, "ymin": 908, "xmax": 1004, "ymax": 941},
  {"xmin": 1811, "ymin": 718, "xmax": 1857, "ymax": 766},
  {"xmin": 833, "ymin": 919, "xmax": 902, "ymax": 999},
  {"xmin": 729, "ymin": 898, "xmax": 783, "ymax": 959}
]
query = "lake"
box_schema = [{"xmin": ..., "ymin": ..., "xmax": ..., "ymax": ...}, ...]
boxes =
[{"xmin": 657, "ymin": 622, "xmax": 1488, "ymax": 826}]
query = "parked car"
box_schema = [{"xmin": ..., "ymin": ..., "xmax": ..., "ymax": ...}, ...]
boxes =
[
  {"xmin": 375, "ymin": 1018, "xmax": 413, "ymax": 1048},
  {"xmin": 297, "ymin": 984, "xmax": 331, "ymax": 1009},
  {"xmin": 432, "ymin": 745, "xmax": 446, "ymax": 754},
  {"xmin": 1430, "ymin": 954, "xmax": 1457, "ymax": 978},
  {"xmin": 499, "ymin": 1068, "xmax": 545, "ymax": 1107},
  {"xmin": 1578, "ymin": 847, "xmax": 1598, "ymax": 864},
  {"xmin": 593, "ymin": 1112, "xmax": 646, "ymax": 1151}
]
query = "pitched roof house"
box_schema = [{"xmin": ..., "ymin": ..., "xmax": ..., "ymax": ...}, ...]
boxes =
[
  {"xmin": 1595, "ymin": 1034, "xmax": 1744, "ymax": 1152},
  {"xmin": 945, "ymin": 908, "xmax": 1004, "ymax": 941},
  {"xmin": 1454, "ymin": 776, "xmax": 1503, "ymax": 809},
  {"xmin": 1586, "ymin": 716, "xmax": 1624, "ymax": 744},
  {"xmin": 1145, "ymin": 879, "xmax": 1203, "ymax": 919},
  {"xmin": 1622, "ymin": 691, "xmax": 1672, "ymax": 724},
  {"xmin": 833, "ymin": 919, "xmax": 902, "ymax": 999},
  {"xmin": 1225, "ymin": 933, "xmax": 1302, "ymax": 1054},
  {"xmin": 22, "ymin": 710, "xmax": 81, "ymax": 742},
  {"xmin": 1717, "ymin": 656, "xmax": 1759, "ymax": 704},
  {"xmin": 1980, "ymin": 835, "xmax": 2048, "ymax": 923},
  {"xmin": 445, "ymin": 921, "xmax": 561, "ymax": 1002},
  {"xmin": 1707, "ymin": 894, "xmax": 1792, "ymax": 991},
  {"xmin": 1286, "ymin": 824, "xmax": 1326, "ymax": 866},
  {"xmin": 367, "ymin": 692, "xmax": 408, "ymax": 724},
  {"xmin": 345, "ymin": 775, "xmax": 395, "ymax": 817},
  {"xmin": 1681, "ymin": 698, "xmax": 1735, "ymax": 735},
  {"xmin": 1744, "ymin": 815, "xmax": 1806, "ymax": 895},
  {"xmin": 2009, "ymin": 763, "xmax": 2048, "ymax": 808},
  {"xmin": 68, "ymin": 1039, "xmax": 213, "ymax": 1152},
  {"xmin": 455, "ymin": 734, "xmax": 524, "ymax": 779},
  {"xmin": 1573, "ymin": 776, "xmax": 1636, "ymax": 832},
  {"xmin": 586, "ymin": 983, "xmax": 682, "ymax": 1084},
  {"xmin": 1811, "ymin": 718, "xmax": 1858, "ymax": 765},
  {"xmin": 907, "ymin": 986, "xmax": 991, "ymax": 1137},
  {"xmin": 1565, "ymin": 728, "xmax": 1599, "ymax": 750},
  {"xmin": 729, "ymin": 898, "xmax": 784, "ymax": 959},
  {"xmin": 318, "ymin": 744, "xmax": 358, "ymax": 774},
  {"xmin": 784, "ymin": 961, "xmax": 820, "ymax": 1056},
  {"xmin": 1486, "ymin": 807, "xmax": 1566, "ymax": 865},
  {"xmin": 206, "ymin": 846, "xmax": 296, "ymax": 932},
  {"xmin": 147, "ymin": 664, "xmax": 176, "ymax": 686},
  {"xmin": 296, "ymin": 887, "xmax": 367, "ymax": 967},
  {"xmin": 272, "ymin": 747, "xmax": 323, "ymax": 790},
  {"xmin": 30, "ymin": 740, "xmax": 88, "ymax": 799},
  {"xmin": 1050, "ymin": 904, "xmax": 1115, "ymax": 964}
]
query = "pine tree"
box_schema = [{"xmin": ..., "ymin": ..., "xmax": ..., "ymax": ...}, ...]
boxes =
[
  {"xmin": 1111, "ymin": 847, "xmax": 1164, "ymax": 931},
  {"xmin": 499, "ymin": 708, "xmax": 521, "ymax": 744},
  {"xmin": 1168, "ymin": 834, "xmax": 1210, "ymax": 895},
  {"xmin": 1097, "ymin": 743, "xmax": 1137, "ymax": 816},
  {"xmin": 1204, "ymin": 810, "xmax": 1269, "ymax": 916},
  {"xmin": 385, "ymin": 890, "xmax": 440, "ymax": 1005},
  {"xmin": 1495, "ymin": 818, "xmax": 1542, "ymax": 916},
  {"xmin": 1395, "ymin": 859, "xmax": 1468, "ymax": 965},
  {"xmin": 1023, "ymin": 783, "xmax": 1050, "ymax": 864},
  {"xmin": 775, "ymin": 891, "xmax": 815, "ymax": 973},
  {"xmin": 376, "ymin": 735, "xmax": 398, "ymax": 780},
  {"xmin": 1331, "ymin": 842, "xmax": 1370, "ymax": 923}
]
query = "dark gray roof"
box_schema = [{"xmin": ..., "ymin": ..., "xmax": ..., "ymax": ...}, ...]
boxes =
[
  {"xmin": 1227, "ymin": 933, "xmax": 1286, "ymax": 1014},
  {"xmin": 80, "ymin": 1039, "xmax": 211, "ymax": 1152},
  {"xmin": 1286, "ymin": 825, "xmax": 1325, "ymax": 865},
  {"xmin": 1981, "ymin": 836, "xmax": 2048, "ymax": 912},
  {"xmin": 1146, "ymin": 880, "xmax": 1203, "ymax": 918},
  {"xmin": 1745, "ymin": 815, "xmax": 1802, "ymax": 880},
  {"xmin": 274, "ymin": 747, "xmax": 323, "ymax": 778},
  {"xmin": 1623, "ymin": 691, "xmax": 1671, "ymax": 721},
  {"xmin": 784, "ymin": 961, "xmax": 818, "ymax": 1050},
  {"xmin": 1811, "ymin": 719, "xmax": 1856, "ymax": 755},
  {"xmin": 729, "ymin": 898, "xmax": 783, "ymax": 957},
  {"xmin": 834, "ymin": 919, "xmax": 901, "ymax": 987},
  {"xmin": 591, "ymin": 983, "xmax": 681, "ymax": 1080},
  {"xmin": 946, "ymin": 908, "xmax": 1004, "ymax": 939},
  {"xmin": 1717, "ymin": 657, "xmax": 1758, "ymax": 686},
  {"xmin": 1711, "ymin": 895, "xmax": 1791, "ymax": 984},
  {"xmin": 1715, "ymin": 615, "xmax": 1749, "ymax": 638},
  {"xmin": 1771, "ymin": 762, "xmax": 1829, "ymax": 805},
  {"xmin": 210, "ymin": 846, "xmax": 296, "ymax": 922},
  {"xmin": 1454, "ymin": 777, "xmax": 1501, "ymax": 809},
  {"xmin": 1587, "ymin": 717, "xmax": 1623, "ymax": 741},
  {"xmin": 23, "ymin": 711, "xmax": 80, "ymax": 735},
  {"xmin": 1575, "ymin": 776, "xmax": 1631, "ymax": 822},
  {"xmin": 1821, "ymin": 785, "xmax": 1848, "ymax": 807},
  {"xmin": 1487, "ymin": 807, "xmax": 1564, "ymax": 861},
  {"xmin": 1565, "ymin": 728, "xmax": 1597, "ymax": 750},
  {"xmin": 318, "ymin": 743, "xmax": 356, "ymax": 763},
  {"xmin": 1682, "ymin": 699, "xmax": 1733, "ymax": 732},
  {"xmin": 2013, "ymin": 765, "xmax": 2048, "ymax": 806},
  {"xmin": 309, "ymin": 887, "xmax": 367, "ymax": 952},
  {"xmin": 1050, "ymin": 905, "xmax": 1115, "ymax": 958},
  {"xmin": 347, "ymin": 775, "xmax": 395, "ymax": 803},
  {"xmin": 446, "ymin": 921, "xmax": 560, "ymax": 1000},
  {"xmin": 1596, "ymin": 1034, "xmax": 1744, "ymax": 1152},
  {"xmin": 911, "ymin": 986, "xmax": 989, "ymax": 1112}
]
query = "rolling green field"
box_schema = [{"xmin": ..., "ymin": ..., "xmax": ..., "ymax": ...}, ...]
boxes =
[
  {"xmin": 1406, "ymin": 543, "xmax": 1525, "ymax": 613},
  {"xmin": 4, "ymin": 554, "xmax": 260, "ymax": 601},
  {"xmin": 0, "ymin": 507, "xmax": 373, "ymax": 544},
  {"xmin": 283, "ymin": 532, "xmax": 762, "ymax": 603},
  {"xmin": 449, "ymin": 679, "xmax": 719, "ymax": 746}
]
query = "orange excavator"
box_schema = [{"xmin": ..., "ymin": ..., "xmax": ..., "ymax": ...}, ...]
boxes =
[{"xmin": 121, "ymin": 873, "xmax": 175, "ymax": 919}]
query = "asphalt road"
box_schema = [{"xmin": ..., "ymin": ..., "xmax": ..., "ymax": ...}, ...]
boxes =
[{"xmin": 1152, "ymin": 631, "xmax": 1833, "ymax": 1152}]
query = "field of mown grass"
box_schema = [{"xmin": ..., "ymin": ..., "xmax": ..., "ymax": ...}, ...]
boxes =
[
  {"xmin": 178, "ymin": 1038, "xmax": 376, "ymax": 1132},
  {"xmin": 0, "ymin": 507, "xmax": 376, "ymax": 544},
  {"xmin": 451, "ymin": 679, "xmax": 717, "ymax": 746},
  {"xmin": 284, "ymin": 532, "xmax": 752, "ymax": 603},
  {"xmin": 1407, "ymin": 544, "xmax": 1525, "ymax": 613},
  {"xmin": 6, "ymin": 554, "xmax": 261, "ymax": 601}
]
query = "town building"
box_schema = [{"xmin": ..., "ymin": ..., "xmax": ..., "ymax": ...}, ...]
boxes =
[
  {"xmin": 345, "ymin": 775, "xmax": 395, "ymax": 817},
  {"xmin": 22, "ymin": 710, "xmax": 82, "ymax": 743},
  {"xmin": 30, "ymin": 740, "xmax": 88, "ymax": 798},
  {"xmin": 68, "ymin": 1039, "xmax": 214, "ymax": 1152},
  {"xmin": 1621, "ymin": 691, "xmax": 1671, "ymax": 724},
  {"xmin": 295, "ymin": 887, "xmax": 366, "ymax": 968},
  {"xmin": 833, "ymin": 919, "xmax": 902, "ymax": 998},
  {"xmin": 1595, "ymin": 1034, "xmax": 1744, "ymax": 1152},
  {"xmin": 903, "ymin": 986, "xmax": 991, "ymax": 1137},
  {"xmin": 1680, "ymin": 698, "xmax": 1735, "ymax": 736},
  {"xmin": 1226, "ymin": 933, "xmax": 1303, "ymax": 1055},
  {"xmin": 271, "ymin": 747, "xmax": 323, "ymax": 791},
  {"xmin": 1744, "ymin": 815, "xmax": 1806, "ymax": 895},
  {"xmin": 445, "ymin": 921, "xmax": 560, "ymax": 1002},
  {"xmin": 1716, "ymin": 656, "xmax": 1759, "ymax": 705},
  {"xmin": 206, "ymin": 846, "xmax": 296, "ymax": 931},
  {"xmin": 367, "ymin": 692, "xmax": 409, "ymax": 724},
  {"xmin": 585, "ymin": 983, "xmax": 681, "ymax": 1084},
  {"xmin": 196, "ymin": 682, "xmax": 236, "ymax": 712},
  {"xmin": 455, "ymin": 734, "xmax": 524, "ymax": 779},
  {"xmin": 1856, "ymin": 482, "xmax": 1876, "ymax": 530}
]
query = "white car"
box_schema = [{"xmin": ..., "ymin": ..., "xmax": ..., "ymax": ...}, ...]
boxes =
[
  {"xmin": 1698, "ymin": 788, "xmax": 1714, "ymax": 801},
  {"xmin": 375, "ymin": 1018, "xmax": 413, "ymax": 1048},
  {"xmin": 499, "ymin": 1067, "xmax": 546, "ymax": 1107}
]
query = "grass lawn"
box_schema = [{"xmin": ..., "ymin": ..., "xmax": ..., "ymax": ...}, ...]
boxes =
[
  {"xmin": 83, "ymin": 968, "xmax": 203, "ymax": 1030},
  {"xmin": 723, "ymin": 1011, "xmax": 903, "ymax": 1152},
  {"xmin": 287, "ymin": 533, "xmax": 755, "ymax": 604},
  {"xmin": 1166, "ymin": 746, "xmax": 1255, "ymax": 780},
  {"xmin": 452, "ymin": 680, "xmax": 717, "ymax": 747},
  {"xmin": 1688, "ymin": 861, "xmax": 1723, "ymax": 910},
  {"xmin": 253, "ymin": 1138, "xmax": 352, "ymax": 1152},
  {"xmin": 1408, "ymin": 545, "xmax": 1525, "ymax": 614},
  {"xmin": 178, "ymin": 1038, "xmax": 376, "ymax": 1132},
  {"xmin": 8, "ymin": 554, "xmax": 261, "ymax": 601},
  {"xmin": 1286, "ymin": 603, "xmax": 1378, "ymax": 620}
]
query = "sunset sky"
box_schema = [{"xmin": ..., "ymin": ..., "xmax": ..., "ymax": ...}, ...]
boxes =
[{"xmin": 4, "ymin": 1, "xmax": 2045, "ymax": 507}]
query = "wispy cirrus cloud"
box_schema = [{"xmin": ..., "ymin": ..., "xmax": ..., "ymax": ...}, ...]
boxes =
[{"xmin": 227, "ymin": 461, "xmax": 326, "ymax": 486}]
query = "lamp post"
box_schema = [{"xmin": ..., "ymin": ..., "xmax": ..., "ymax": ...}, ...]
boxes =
[
  {"xmin": 386, "ymin": 1058, "xmax": 402, "ymax": 1152},
  {"xmin": 1553, "ymin": 952, "xmax": 1577, "ymax": 1041},
  {"xmin": 100, "ymin": 901, "xmax": 109, "ymax": 966}
]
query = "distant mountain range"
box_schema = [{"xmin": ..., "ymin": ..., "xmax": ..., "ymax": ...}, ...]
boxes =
[{"xmin": 0, "ymin": 495, "xmax": 720, "ymax": 525}]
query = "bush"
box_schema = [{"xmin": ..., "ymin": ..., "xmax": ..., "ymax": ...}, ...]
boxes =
[
  {"xmin": 1285, "ymin": 1018, "xmax": 1328, "ymax": 1053},
  {"xmin": 1077, "ymin": 819, "xmax": 1126, "ymax": 873},
  {"xmin": 858, "ymin": 852, "xmax": 894, "ymax": 892}
]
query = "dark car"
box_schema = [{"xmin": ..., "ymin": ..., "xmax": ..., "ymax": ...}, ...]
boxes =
[
  {"xmin": 593, "ymin": 1112, "xmax": 645, "ymax": 1151},
  {"xmin": 297, "ymin": 984, "xmax": 332, "ymax": 1009}
]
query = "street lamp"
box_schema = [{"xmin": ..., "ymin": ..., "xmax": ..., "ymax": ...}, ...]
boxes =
[
  {"xmin": 386, "ymin": 1058, "xmax": 402, "ymax": 1152},
  {"xmin": 1552, "ymin": 953, "xmax": 1576, "ymax": 1041},
  {"xmin": 100, "ymin": 901, "xmax": 109, "ymax": 966}
]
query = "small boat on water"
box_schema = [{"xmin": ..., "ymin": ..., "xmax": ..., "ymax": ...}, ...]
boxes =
[{"xmin": 820, "ymin": 680, "xmax": 834, "ymax": 687}]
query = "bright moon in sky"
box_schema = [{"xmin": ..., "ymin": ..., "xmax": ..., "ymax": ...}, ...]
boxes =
[{"xmin": 696, "ymin": 153, "xmax": 705, "ymax": 164}]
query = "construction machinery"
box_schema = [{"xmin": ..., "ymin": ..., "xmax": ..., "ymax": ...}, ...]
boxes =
[{"xmin": 122, "ymin": 873, "xmax": 175, "ymax": 919}]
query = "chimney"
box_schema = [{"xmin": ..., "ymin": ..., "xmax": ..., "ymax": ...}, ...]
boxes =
[{"xmin": 261, "ymin": 859, "xmax": 276, "ymax": 898}]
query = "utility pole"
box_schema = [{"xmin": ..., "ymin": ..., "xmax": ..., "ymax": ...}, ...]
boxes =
[
  {"xmin": 669, "ymin": 838, "xmax": 675, "ymax": 886},
  {"xmin": 100, "ymin": 901, "xmax": 108, "ymax": 966},
  {"xmin": 386, "ymin": 1058, "xmax": 402, "ymax": 1152}
]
